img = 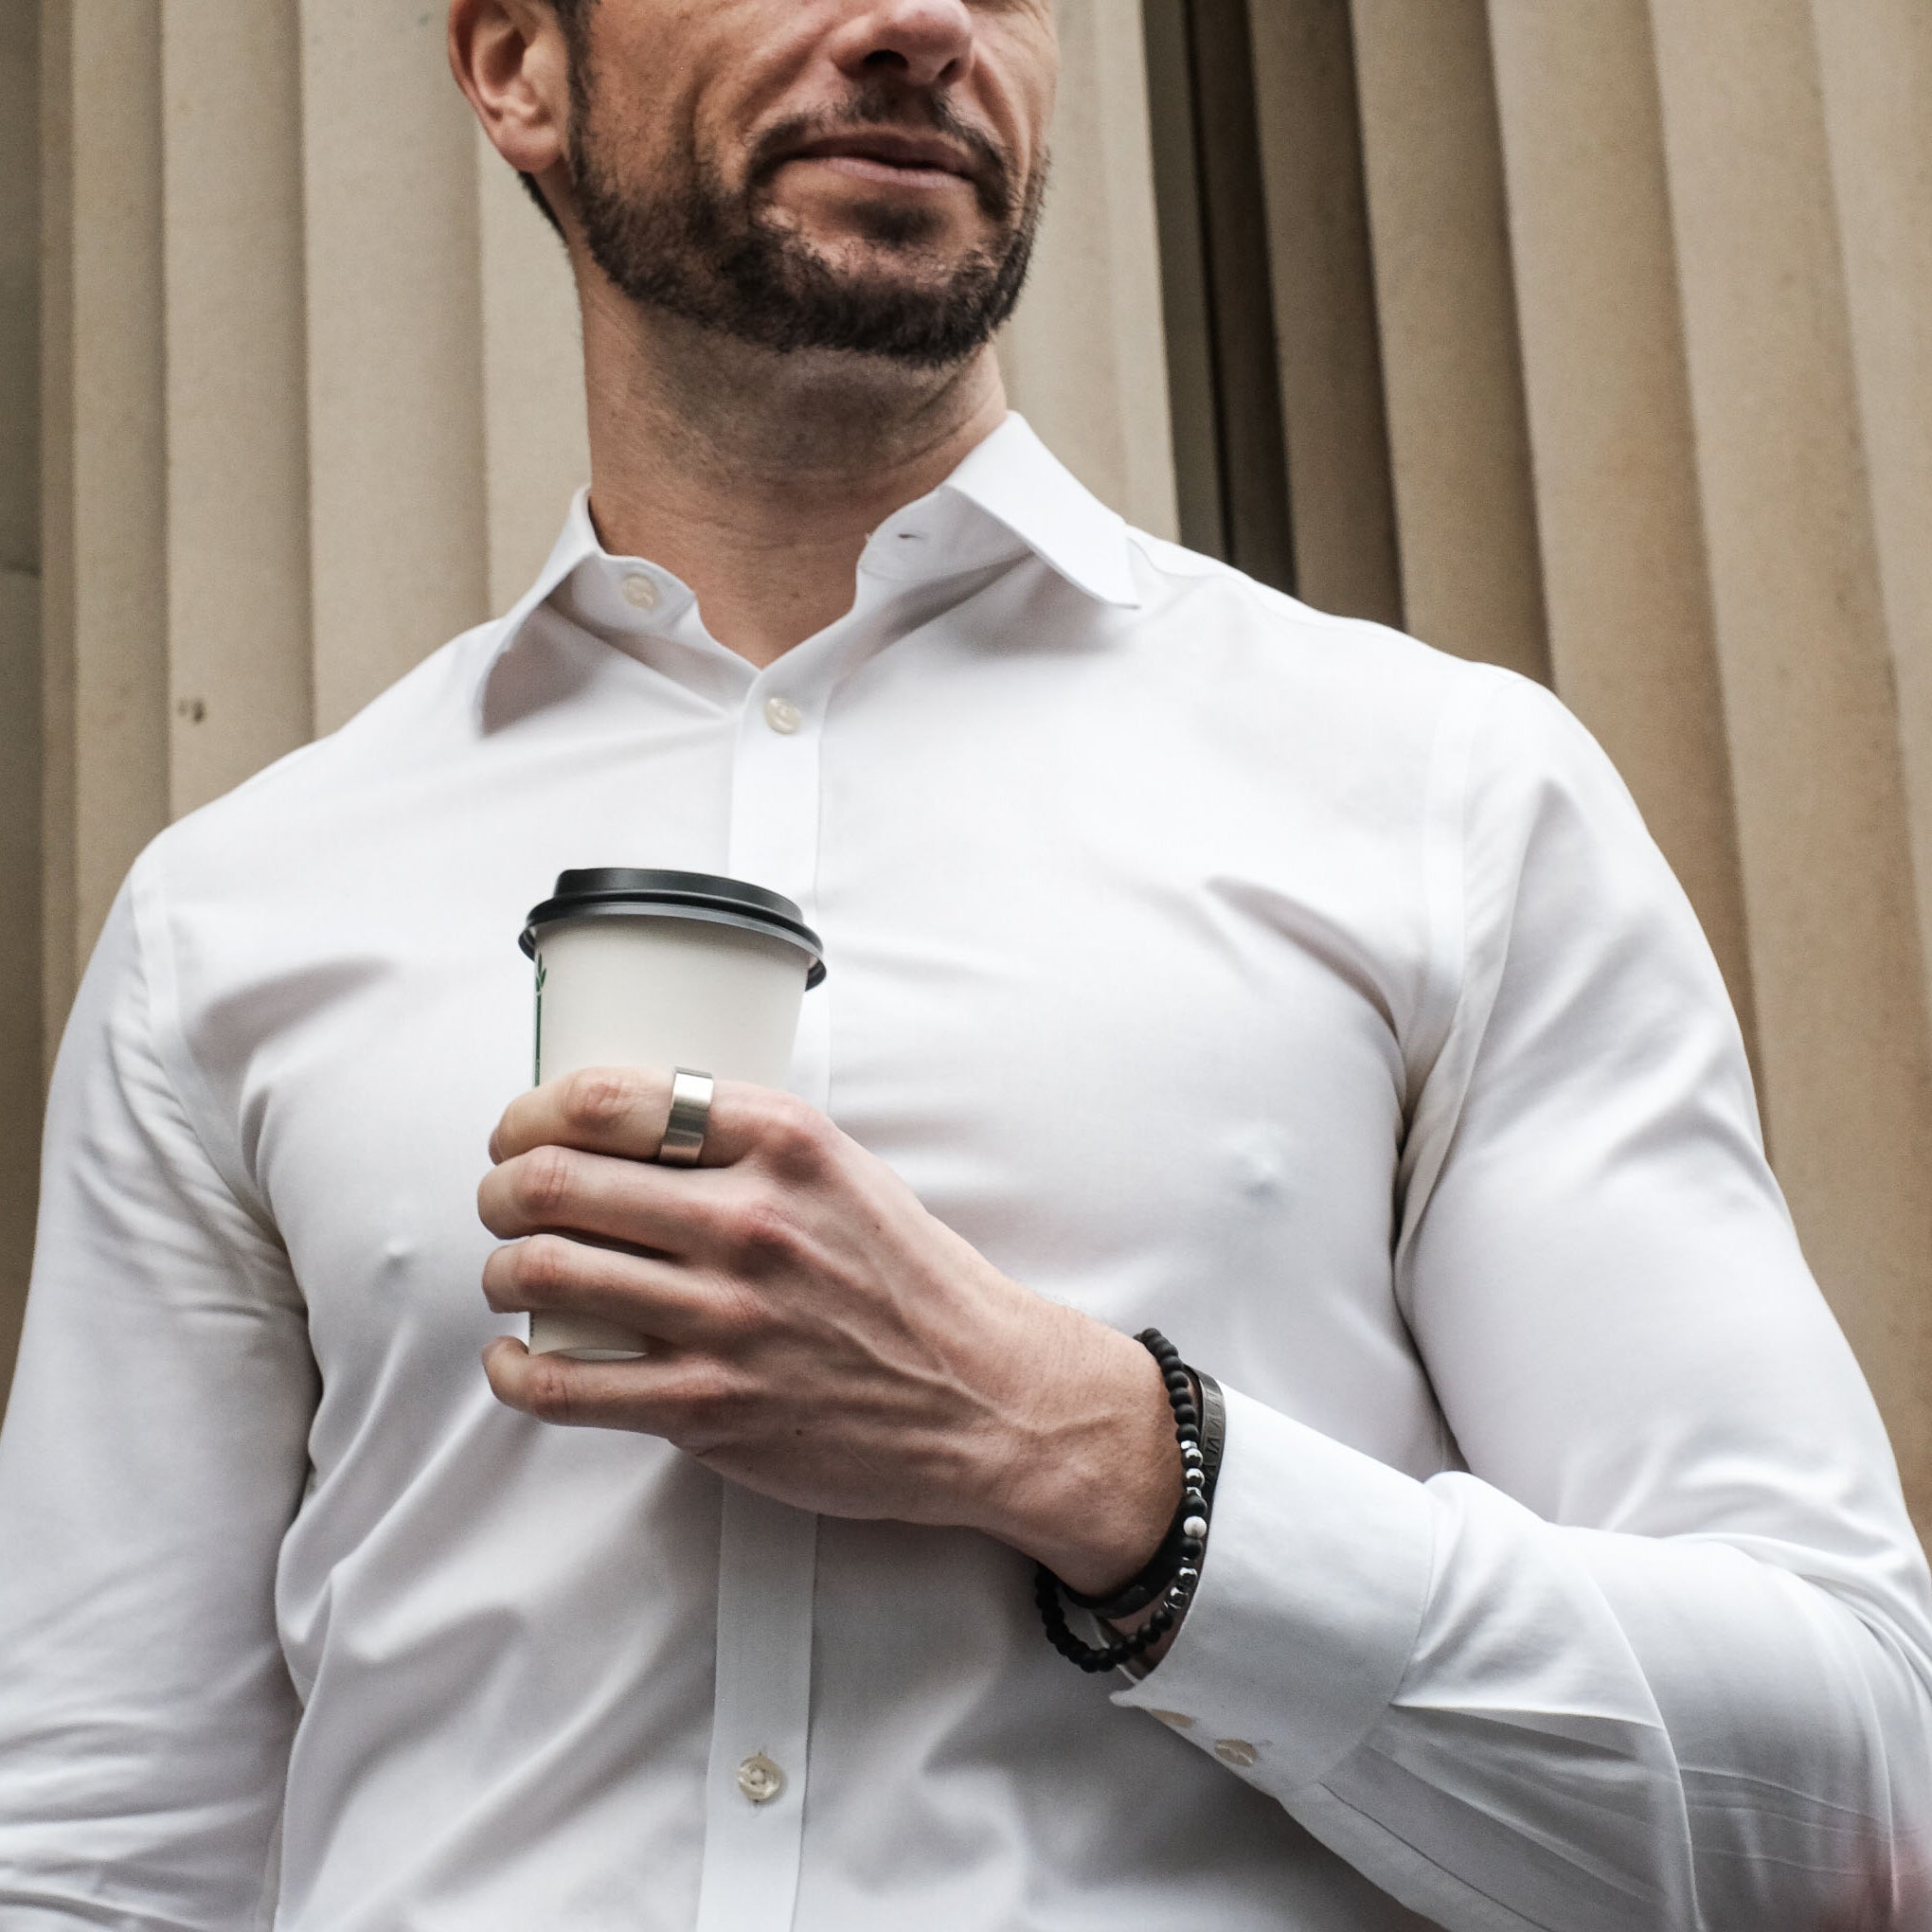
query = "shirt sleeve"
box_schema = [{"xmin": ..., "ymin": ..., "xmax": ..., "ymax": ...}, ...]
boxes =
[
  {"xmin": 1114, "ymin": 670, "xmax": 1932, "ymax": 1931},
  {"xmin": 0, "ymin": 859, "xmax": 318, "ymax": 1928}
]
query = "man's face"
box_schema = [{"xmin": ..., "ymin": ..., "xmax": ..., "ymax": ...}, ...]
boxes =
[{"xmin": 559, "ymin": 0, "xmax": 1058, "ymax": 368}]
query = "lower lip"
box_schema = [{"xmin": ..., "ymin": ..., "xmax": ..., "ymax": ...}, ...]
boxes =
[{"xmin": 789, "ymin": 153, "xmax": 970, "ymax": 192}]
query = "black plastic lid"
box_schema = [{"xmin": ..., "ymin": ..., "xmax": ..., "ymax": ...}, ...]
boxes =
[{"xmin": 520, "ymin": 868, "xmax": 827, "ymax": 987}]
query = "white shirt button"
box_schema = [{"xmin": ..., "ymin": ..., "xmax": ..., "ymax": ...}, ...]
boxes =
[
  {"xmin": 736, "ymin": 1752, "xmax": 785, "ymax": 1804},
  {"xmin": 1148, "ymin": 1708, "xmax": 1194, "ymax": 1730},
  {"xmin": 763, "ymin": 695, "xmax": 803, "ymax": 735},
  {"xmin": 1213, "ymin": 1738, "xmax": 1260, "ymax": 1768},
  {"xmin": 620, "ymin": 572, "xmax": 659, "ymax": 612}
]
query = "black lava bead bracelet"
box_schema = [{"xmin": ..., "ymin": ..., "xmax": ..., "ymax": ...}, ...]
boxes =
[{"xmin": 1034, "ymin": 1328, "xmax": 1225, "ymax": 1673}]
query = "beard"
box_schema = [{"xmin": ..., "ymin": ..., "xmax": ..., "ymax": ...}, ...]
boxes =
[{"xmin": 565, "ymin": 78, "xmax": 1046, "ymax": 369}]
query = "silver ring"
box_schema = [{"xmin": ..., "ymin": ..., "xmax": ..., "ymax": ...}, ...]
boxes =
[{"xmin": 656, "ymin": 1068, "xmax": 714, "ymax": 1167}]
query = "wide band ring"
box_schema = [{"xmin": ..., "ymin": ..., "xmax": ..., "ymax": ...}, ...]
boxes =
[{"xmin": 656, "ymin": 1068, "xmax": 714, "ymax": 1167}]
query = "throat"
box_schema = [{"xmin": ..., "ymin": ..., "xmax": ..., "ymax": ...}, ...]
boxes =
[{"xmin": 579, "ymin": 300, "xmax": 1011, "ymax": 667}]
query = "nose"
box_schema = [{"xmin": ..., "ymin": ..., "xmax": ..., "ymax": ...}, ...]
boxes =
[{"xmin": 826, "ymin": 0, "xmax": 977, "ymax": 90}]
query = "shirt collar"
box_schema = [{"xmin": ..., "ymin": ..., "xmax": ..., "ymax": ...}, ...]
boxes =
[
  {"xmin": 901, "ymin": 411, "xmax": 1142, "ymax": 608},
  {"xmin": 476, "ymin": 411, "xmax": 1142, "ymax": 720}
]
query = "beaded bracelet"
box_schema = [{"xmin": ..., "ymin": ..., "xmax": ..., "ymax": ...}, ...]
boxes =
[{"xmin": 1034, "ymin": 1329, "xmax": 1224, "ymax": 1674}]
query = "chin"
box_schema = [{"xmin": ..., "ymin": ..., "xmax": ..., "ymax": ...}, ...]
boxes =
[
  {"xmin": 803, "ymin": 234, "xmax": 975, "ymax": 291},
  {"xmin": 781, "ymin": 190, "xmax": 970, "ymax": 250}
]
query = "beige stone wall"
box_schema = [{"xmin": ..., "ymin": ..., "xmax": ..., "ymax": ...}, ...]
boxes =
[
  {"xmin": 1254, "ymin": 0, "xmax": 1932, "ymax": 1534},
  {"xmin": 1, "ymin": 0, "xmax": 40, "ymax": 1428},
  {"xmin": 11, "ymin": 0, "xmax": 1932, "ymax": 1549}
]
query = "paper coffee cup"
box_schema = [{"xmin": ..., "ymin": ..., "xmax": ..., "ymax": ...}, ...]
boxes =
[{"xmin": 518, "ymin": 868, "xmax": 827, "ymax": 1360}]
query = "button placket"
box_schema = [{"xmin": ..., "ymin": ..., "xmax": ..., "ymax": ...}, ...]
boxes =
[
  {"xmin": 691, "ymin": 672, "xmax": 830, "ymax": 1932},
  {"xmin": 693, "ymin": 1494, "xmax": 816, "ymax": 1930}
]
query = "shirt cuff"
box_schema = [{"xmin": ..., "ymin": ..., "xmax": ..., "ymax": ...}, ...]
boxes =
[{"xmin": 1111, "ymin": 1385, "xmax": 1436, "ymax": 1794}]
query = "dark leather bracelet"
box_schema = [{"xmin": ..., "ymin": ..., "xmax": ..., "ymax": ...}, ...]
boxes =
[{"xmin": 1064, "ymin": 1369, "xmax": 1225, "ymax": 1620}]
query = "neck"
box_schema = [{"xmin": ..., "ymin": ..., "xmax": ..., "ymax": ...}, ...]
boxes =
[{"xmin": 575, "ymin": 268, "xmax": 1009, "ymax": 670}]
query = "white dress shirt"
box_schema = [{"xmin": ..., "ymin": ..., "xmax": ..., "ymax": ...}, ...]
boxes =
[{"xmin": 1, "ymin": 415, "xmax": 1928, "ymax": 1932}]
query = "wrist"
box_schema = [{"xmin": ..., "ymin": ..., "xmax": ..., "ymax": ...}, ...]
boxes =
[
  {"xmin": 1031, "ymin": 1333, "xmax": 1222, "ymax": 1676},
  {"xmin": 984, "ymin": 1308, "xmax": 1181, "ymax": 1597}
]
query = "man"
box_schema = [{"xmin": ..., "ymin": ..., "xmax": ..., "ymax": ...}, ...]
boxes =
[{"xmin": 1, "ymin": 0, "xmax": 1927, "ymax": 1925}]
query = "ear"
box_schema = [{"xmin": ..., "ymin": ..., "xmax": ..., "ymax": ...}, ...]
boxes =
[{"xmin": 448, "ymin": 0, "xmax": 572, "ymax": 182}]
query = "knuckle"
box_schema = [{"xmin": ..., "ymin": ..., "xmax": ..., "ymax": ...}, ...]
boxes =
[
  {"xmin": 513, "ymin": 1233, "xmax": 577, "ymax": 1303},
  {"xmin": 757, "ymin": 1092, "xmax": 832, "ymax": 1182},
  {"xmin": 728, "ymin": 1191, "xmax": 804, "ymax": 1271},
  {"xmin": 560, "ymin": 1066, "xmax": 635, "ymax": 1136},
  {"xmin": 520, "ymin": 1355, "xmax": 581, "ymax": 1427},
  {"xmin": 515, "ymin": 1145, "xmax": 578, "ymax": 1224}
]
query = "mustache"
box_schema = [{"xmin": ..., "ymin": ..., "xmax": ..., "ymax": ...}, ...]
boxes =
[{"xmin": 747, "ymin": 84, "xmax": 1020, "ymax": 223}]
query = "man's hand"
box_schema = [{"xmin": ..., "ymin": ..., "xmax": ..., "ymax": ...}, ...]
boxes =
[{"xmin": 477, "ymin": 1068, "xmax": 1180, "ymax": 1597}]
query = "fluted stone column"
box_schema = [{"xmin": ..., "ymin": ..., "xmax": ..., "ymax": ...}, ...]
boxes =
[
  {"xmin": 1485, "ymin": 0, "xmax": 1756, "ymax": 1032},
  {"xmin": 1, "ymin": 0, "xmax": 40, "ymax": 1404},
  {"xmin": 1646, "ymin": 0, "xmax": 1932, "ymax": 1520},
  {"xmin": 1349, "ymin": 0, "xmax": 1550, "ymax": 686}
]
